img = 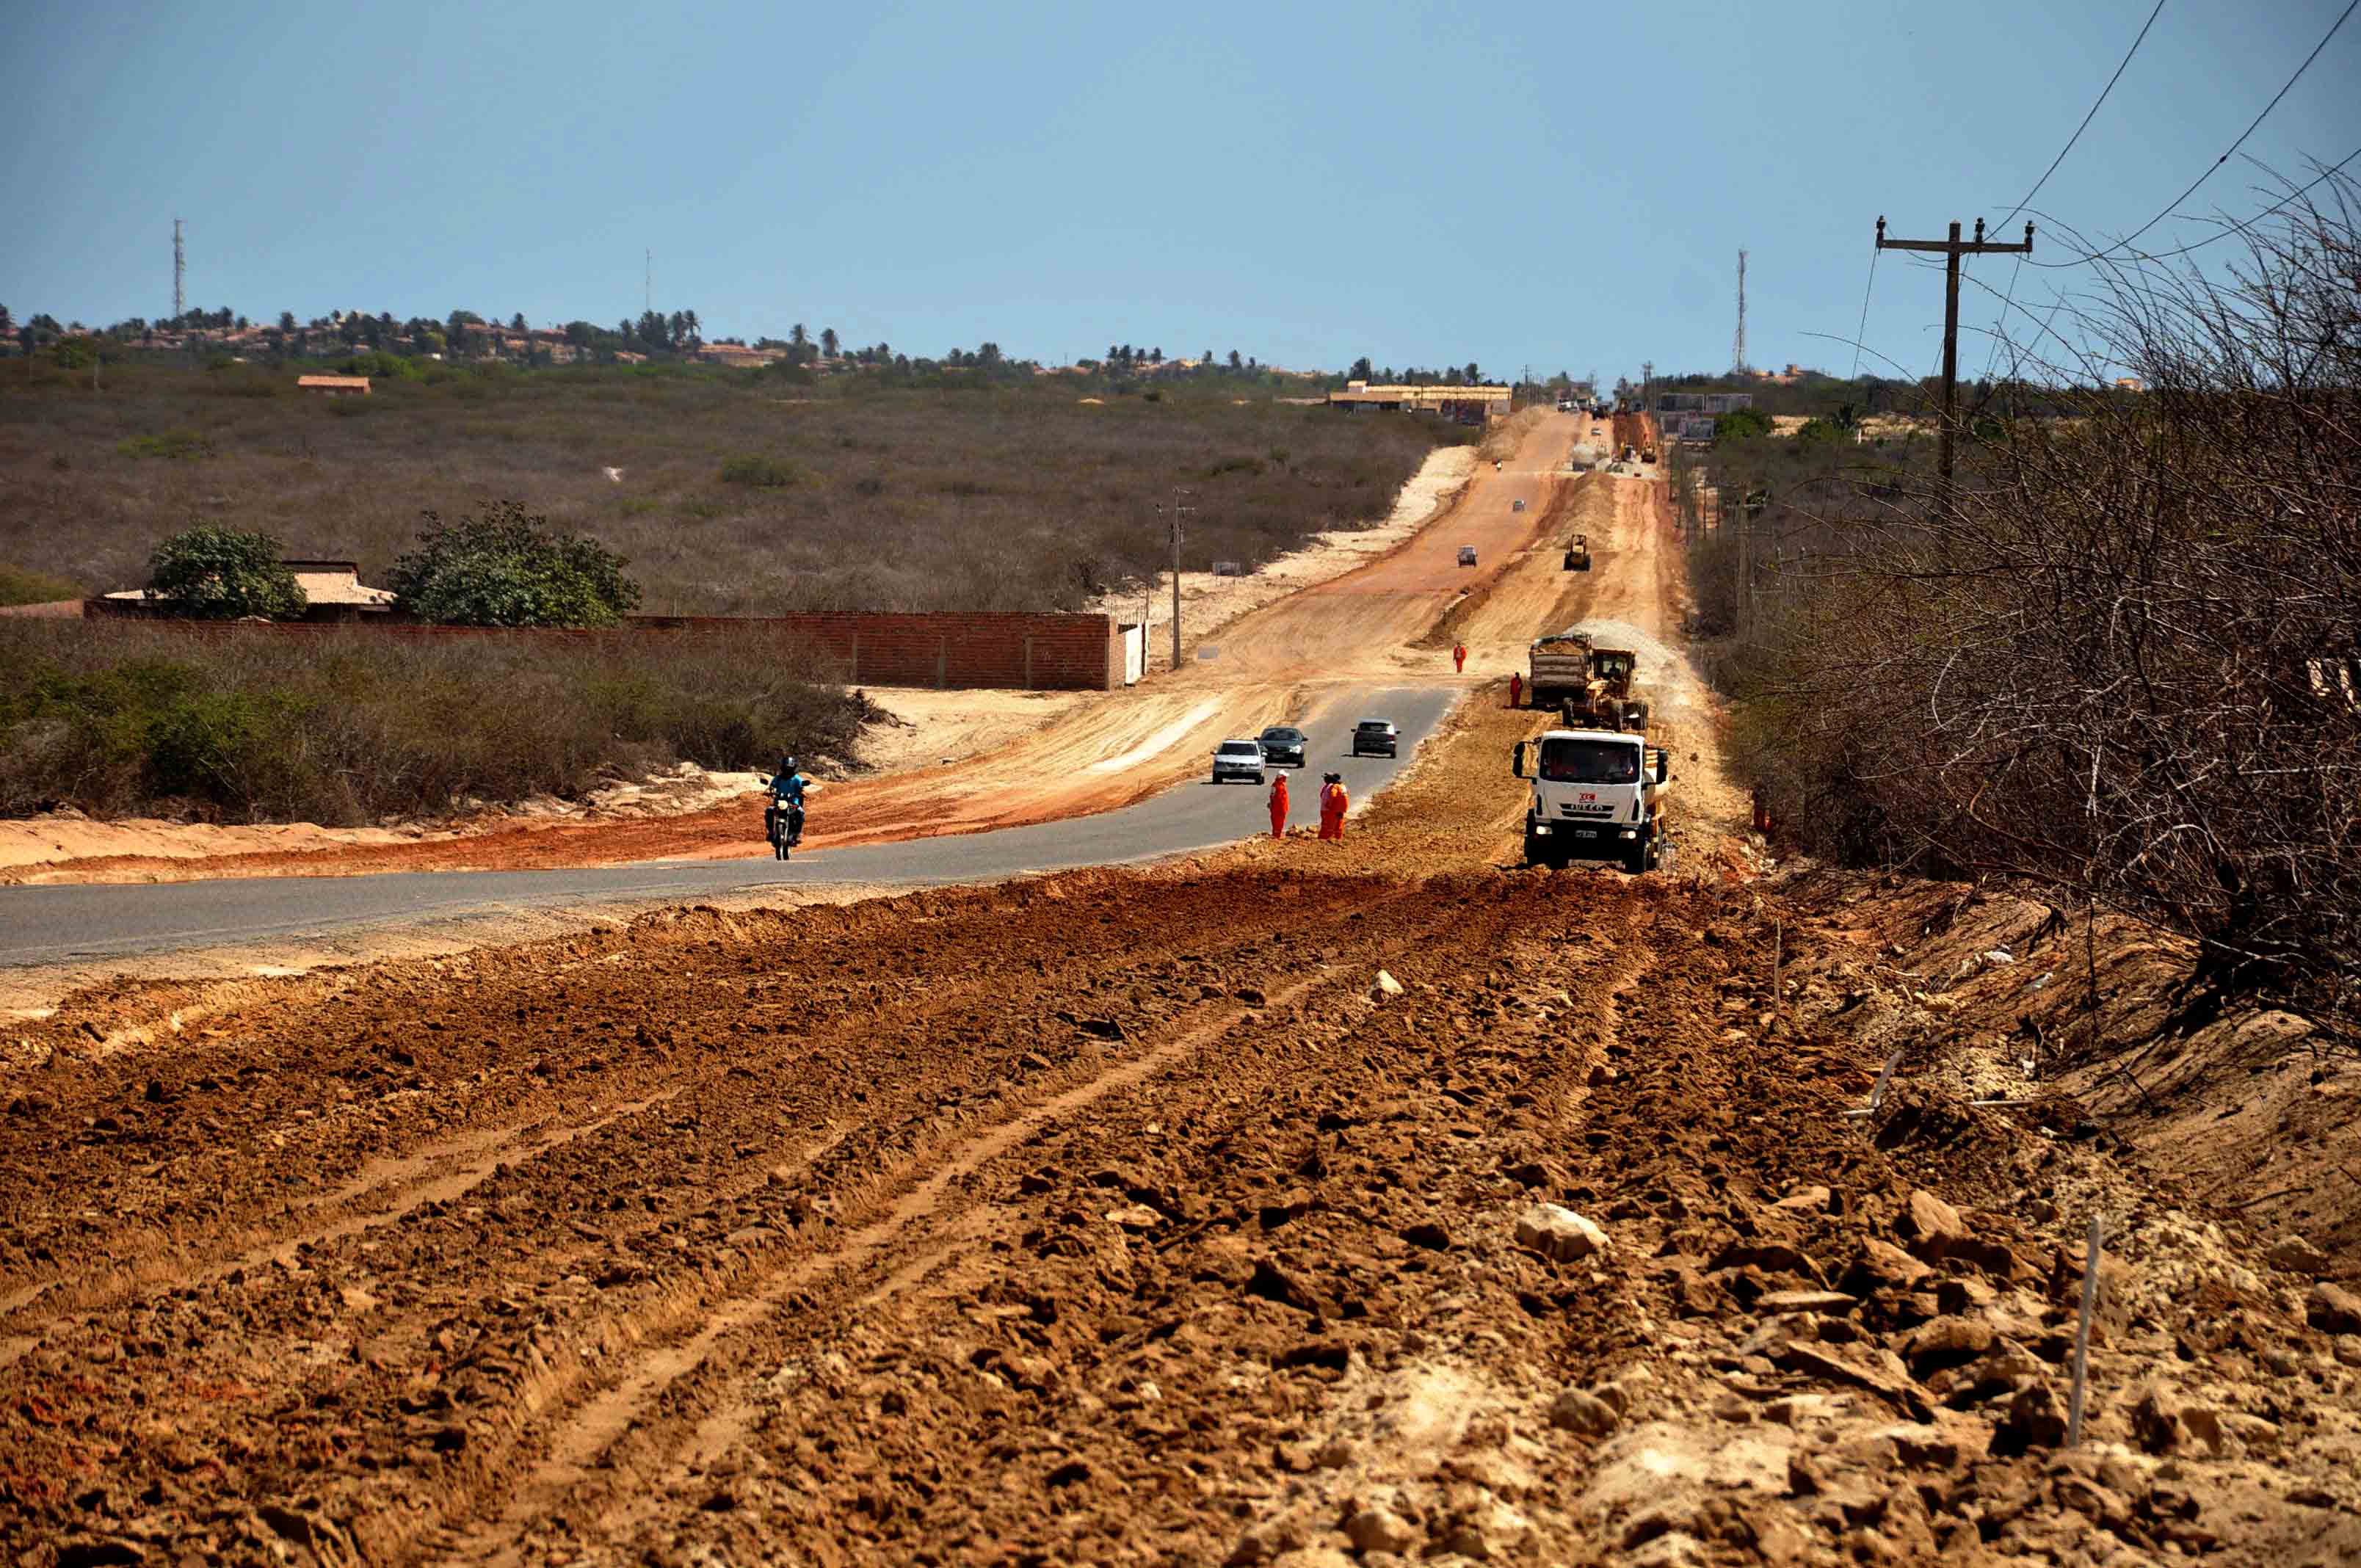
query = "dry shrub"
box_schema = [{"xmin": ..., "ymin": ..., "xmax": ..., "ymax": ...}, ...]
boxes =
[
  {"xmin": 1730, "ymin": 170, "xmax": 2361, "ymax": 1035},
  {"xmin": 0, "ymin": 621, "xmax": 867, "ymax": 824}
]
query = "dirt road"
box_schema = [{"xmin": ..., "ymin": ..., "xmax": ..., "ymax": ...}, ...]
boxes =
[
  {"xmin": 6, "ymin": 416, "xmax": 2354, "ymax": 1566},
  {"xmin": 6, "ymin": 669, "xmax": 2356, "ymax": 1567},
  {"xmin": 10, "ymin": 418, "xmax": 1592, "ymax": 889}
]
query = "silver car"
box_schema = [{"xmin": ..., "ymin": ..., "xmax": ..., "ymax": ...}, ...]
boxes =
[{"xmin": 1211, "ymin": 738, "xmax": 1266, "ymax": 784}]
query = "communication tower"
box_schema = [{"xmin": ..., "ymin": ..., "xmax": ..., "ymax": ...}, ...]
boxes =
[
  {"xmin": 1733, "ymin": 248, "xmax": 1749, "ymax": 374},
  {"xmin": 173, "ymin": 219, "xmax": 185, "ymax": 319}
]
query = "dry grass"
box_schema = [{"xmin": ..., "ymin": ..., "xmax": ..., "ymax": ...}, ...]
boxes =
[{"xmin": 0, "ymin": 362, "xmax": 1451, "ymax": 614}]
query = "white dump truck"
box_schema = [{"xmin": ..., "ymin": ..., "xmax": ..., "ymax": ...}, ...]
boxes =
[{"xmin": 1512, "ymin": 727, "xmax": 1671, "ymax": 873}]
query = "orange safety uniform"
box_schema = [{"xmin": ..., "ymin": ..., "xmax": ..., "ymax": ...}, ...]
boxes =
[
  {"xmin": 1453, "ymin": 642, "xmax": 1468, "ymax": 673},
  {"xmin": 1318, "ymin": 780, "xmax": 1348, "ymax": 840},
  {"xmin": 1509, "ymin": 672, "xmax": 1523, "ymax": 708},
  {"xmin": 1267, "ymin": 775, "xmax": 1289, "ymax": 838}
]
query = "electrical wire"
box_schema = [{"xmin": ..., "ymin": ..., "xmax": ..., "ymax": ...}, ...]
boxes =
[
  {"xmin": 1995, "ymin": 0, "xmax": 2169, "ymax": 231},
  {"xmin": 1846, "ymin": 242, "xmax": 1881, "ymax": 381},
  {"xmin": 2033, "ymin": 0, "xmax": 2357, "ymax": 267},
  {"xmin": 2103, "ymin": 141, "xmax": 2361, "ymax": 261},
  {"xmin": 1979, "ymin": 252, "xmax": 2028, "ymax": 383}
]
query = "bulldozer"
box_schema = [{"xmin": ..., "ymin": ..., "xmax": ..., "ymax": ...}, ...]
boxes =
[
  {"xmin": 1562, "ymin": 533, "xmax": 1592, "ymax": 572},
  {"xmin": 1528, "ymin": 631, "xmax": 1650, "ymax": 730},
  {"xmin": 1553, "ymin": 645, "xmax": 1650, "ymax": 731}
]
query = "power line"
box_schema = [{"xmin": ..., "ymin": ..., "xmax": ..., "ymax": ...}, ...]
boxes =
[
  {"xmin": 1846, "ymin": 241, "xmax": 1880, "ymax": 381},
  {"xmin": 1996, "ymin": 0, "xmax": 2168, "ymax": 231},
  {"xmin": 2104, "ymin": 142, "xmax": 2361, "ymax": 261},
  {"xmin": 2033, "ymin": 0, "xmax": 2357, "ymax": 268},
  {"xmin": 1979, "ymin": 251, "xmax": 2027, "ymax": 383}
]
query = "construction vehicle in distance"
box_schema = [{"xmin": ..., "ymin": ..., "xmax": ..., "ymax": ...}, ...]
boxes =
[
  {"xmin": 1523, "ymin": 630, "xmax": 1649, "ymax": 730},
  {"xmin": 1563, "ymin": 534, "xmax": 1591, "ymax": 572},
  {"xmin": 1640, "ymin": 445, "xmax": 1658, "ymax": 464}
]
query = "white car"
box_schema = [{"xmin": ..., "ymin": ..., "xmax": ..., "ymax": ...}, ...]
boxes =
[{"xmin": 1211, "ymin": 738, "xmax": 1266, "ymax": 784}]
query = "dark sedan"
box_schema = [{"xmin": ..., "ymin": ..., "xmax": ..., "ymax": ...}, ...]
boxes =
[{"xmin": 1258, "ymin": 726, "xmax": 1308, "ymax": 769}]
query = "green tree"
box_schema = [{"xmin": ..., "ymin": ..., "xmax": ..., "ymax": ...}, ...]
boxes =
[
  {"xmin": 820, "ymin": 326, "xmax": 839, "ymax": 357},
  {"xmin": 145, "ymin": 526, "xmax": 307, "ymax": 620},
  {"xmin": 387, "ymin": 501, "xmax": 639, "ymax": 627},
  {"xmin": 1711, "ymin": 407, "xmax": 1774, "ymax": 443},
  {"xmin": 1348, "ymin": 356, "xmax": 1373, "ymax": 380},
  {"xmin": 790, "ymin": 323, "xmax": 810, "ymax": 349}
]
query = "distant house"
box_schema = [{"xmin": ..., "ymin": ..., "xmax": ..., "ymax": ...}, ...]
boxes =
[
  {"xmin": 297, "ymin": 374, "xmax": 370, "ymax": 396},
  {"xmin": 695, "ymin": 341, "xmax": 784, "ymax": 369},
  {"xmin": 98, "ymin": 559, "xmax": 399, "ymax": 623},
  {"xmin": 2114, "ymin": 377, "xmax": 2147, "ymax": 393}
]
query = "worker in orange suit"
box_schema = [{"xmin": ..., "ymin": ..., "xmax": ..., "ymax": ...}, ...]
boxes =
[
  {"xmin": 1266, "ymin": 771, "xmax": 1289, "ymax": 839},
  {"xmin": 1317, "ymin": 772, "xmax": 1349, "ymax": 841},
  {"xmin": 1453, "ymin": 641, "xmax": 1468, "ymax": 673},
  {"xmin": 1509, "ymin": 672, "xmax": 1523, "ymax": 709}
]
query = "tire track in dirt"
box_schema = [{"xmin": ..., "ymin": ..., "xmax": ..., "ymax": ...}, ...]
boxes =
[
  {"xmin": 576, "ymin": 877, "xmax": 1659, "ymax": 1567},
  {"xmin": 426, "ymin": 887, "xmax": 1459, "ymax": 1567}
]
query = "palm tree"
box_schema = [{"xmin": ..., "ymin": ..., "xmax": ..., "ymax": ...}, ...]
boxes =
[
  {"xmin": 820, "ymin": 327, "xmax": 839, "ymax": 358},
  {"xmin": 790, "ymin": 323, "xmax": 810, "ymax": 349},
  {"xmin": 683, "ymin": 309, "xmax": 700, "ymax": 346}
]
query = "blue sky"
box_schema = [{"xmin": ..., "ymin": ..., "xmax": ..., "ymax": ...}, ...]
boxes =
[{"xmin": 3, "ymin": 0, "xmax": 2354, "ymax": 384}]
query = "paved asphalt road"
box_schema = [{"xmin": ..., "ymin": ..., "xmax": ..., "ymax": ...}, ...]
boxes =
[{"xmin": 0, "ymin": 686, "xmax": 1455, "ymax": 967}]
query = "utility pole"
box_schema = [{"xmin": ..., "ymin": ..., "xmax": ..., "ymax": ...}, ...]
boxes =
[
  {"xmin": 1156, "ymin": 490, "xmax": 1195, "ymax": 671},
  {"xmin": 1874, "ymin": 216, "xmax": 2033, "ymax": 493}
]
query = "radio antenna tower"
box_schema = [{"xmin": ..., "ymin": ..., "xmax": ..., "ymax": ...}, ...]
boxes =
[
  {"xmin": 645, "ymin": 250, "xmax": 653, "ymax": 315},
  {"xmin": 1732, "ymin": 248, "xmax": 1748, "ymax": 374},
  {"xmin": 173, "ymin": 219, "xmax": 186, "ymax": 319}
]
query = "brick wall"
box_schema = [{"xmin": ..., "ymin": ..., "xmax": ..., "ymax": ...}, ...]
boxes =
[{"xmin": 77, "ymin": 604, "xmax": 1124, "ymax": 692}]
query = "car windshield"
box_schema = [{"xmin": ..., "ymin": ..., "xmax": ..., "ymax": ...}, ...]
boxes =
[
  {"xmin": 1261, "ymin": 729, "xmax": 1302, "ymax": 744},
  {"xmin": 1357, "ymin": 722, "xmax": 1390, "ymax": 733},
  {"xmin": 1219, "ymin": 742, "xmax": 1260, "ymax": 756},
  {"xmin": 1538, "ymin": 738, "xmax": 1641, "ymax": 784}
]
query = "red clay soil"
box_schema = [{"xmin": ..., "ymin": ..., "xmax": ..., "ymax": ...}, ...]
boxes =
[{"xmin": 5, "ymin": 683, "xmax": 2358, "ymax": 1567}]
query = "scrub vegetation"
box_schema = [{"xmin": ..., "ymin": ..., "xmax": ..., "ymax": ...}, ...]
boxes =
[
  {"xmin": 0, "ymin": 620, "xmax": 866, "ymax": 825},
  {"xmin": 1679, "ymin": 173, "xmax": 2361, "ymax": 1037},
  {"xmin": 0, "ymin": 363, "xmax": 1456, "ymax": 615}
]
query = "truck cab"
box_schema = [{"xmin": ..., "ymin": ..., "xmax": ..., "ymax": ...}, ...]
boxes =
[{"xmin": 1512, "ymin": 727, "xmax": 1670, "ymax": 873}]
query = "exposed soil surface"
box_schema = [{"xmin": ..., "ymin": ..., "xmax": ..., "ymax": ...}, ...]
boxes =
[
  {"xmin": 7, "ymin": 694, "xmax": 2360, "ymax": 1567},
  {"xmin": 6, "ymin": 424, "xmax": 2357, "ymax": 1567}
]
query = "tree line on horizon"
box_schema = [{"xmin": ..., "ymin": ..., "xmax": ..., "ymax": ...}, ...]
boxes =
[{"xmin": 2, "ymin": 300, "xmax": 1511, "ymax": 391}]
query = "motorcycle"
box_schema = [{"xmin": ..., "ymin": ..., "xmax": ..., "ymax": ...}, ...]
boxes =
[{"xmin": 762, "ymin": 781, "xmax": 806, "ymax": 860}]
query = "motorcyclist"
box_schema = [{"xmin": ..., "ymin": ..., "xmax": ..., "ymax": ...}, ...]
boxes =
[{"xmin": 764, "ymin": 755, "xmax": 819, "ymax": 846}]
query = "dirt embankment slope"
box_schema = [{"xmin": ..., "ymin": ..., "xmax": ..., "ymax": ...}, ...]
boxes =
[{"xmin": 4, "ymin": 641, "xmax": 2359, "ymax": 1567}]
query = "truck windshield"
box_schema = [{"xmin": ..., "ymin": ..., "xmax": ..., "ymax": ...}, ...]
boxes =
[{"xmin": 1538, "ymin": 738, "xmax": 1640, "ymax": 784}]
